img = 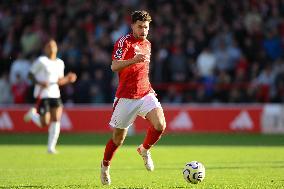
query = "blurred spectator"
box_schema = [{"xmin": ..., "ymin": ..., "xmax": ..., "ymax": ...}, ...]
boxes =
[
  {"xmin": 274, "ymin": 72, "xmax": 284, "ymax": 102},
  {"xmin": 20, "ymin": 26, "xmax": 41, "ymax": 56},
  {"xmin": 74, "ymin": 71, "xmax": 92, "ymax": 103},
  {"xmin": 9, "ymin": 53, "xmax": 31, "ymax": 85},
  {"xmin": 91, "ymin": 69, "xmax": 107, "ymax": 103},
  {"xmin": 11, "ymin": 73, "xmax": 29, "ymax": 104},
  {"xmin": 253, "ymin": 65, "xmax": 277, "ymax": 102},
  {"xmin": 263, "ymin": 28, "xmax": 283, "ymax": 61},
  {"xmin": 0, "ymin": 72, "xmax": 13, "ymax": 104},
  {"xmin": 152, "ymin": 46, "xmax": 169, "ymax": 83},
  {"xmin": 228, "ymin": 87, "xmax": 242, "ymax": 103},
  {"xmin": 214, "ymin": 40, "xmax": 233, "ymax": 73},
  {"xmin": 196, "ymin": 47, "xmax": 216, "ymax": 79},
  {"xmin": 89, "ymin": 84, "xmax": 105, "ymax": 104},
  {"xmin": 162, "ymin": 86, "xmax": 183, "ymax": 103},
  {"xmin": 244, "ymin": 6, "xmax": 262, "ymax": 34},
  {"xmin": 196, "ymin": 46, "xmax": 217, "ymax": 98},
  {"xmin": 169, "ymin": 46, "xmax": 187, "ymax": 82},
  {"xmin": 194, "ymin": 85, "xmax": 208, "ymax": 103}
]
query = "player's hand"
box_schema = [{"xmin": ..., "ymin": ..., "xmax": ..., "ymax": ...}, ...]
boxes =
[
  {"xmin": 67, "ymin": 72, "xmax": 77, "ymax": 83},
  {"xmin": 133, "ymin": 54, "xmax": 150, "ymax": 63}
]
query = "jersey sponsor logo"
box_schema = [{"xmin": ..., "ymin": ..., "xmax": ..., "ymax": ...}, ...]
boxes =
[
  {"xmin": 114, "ymin": 48, "xmax": 123, "ymax": 59},
  {"xmin": 0, "ymin": 112, "xmax": 13, "ymax": 130},
  {"xmin": 230, "ymin": 110, "xmax": 253, "ymax": 130},
  {"xmin": 169, "ymin": 111, "xmax": 193, "ymax": 130}
]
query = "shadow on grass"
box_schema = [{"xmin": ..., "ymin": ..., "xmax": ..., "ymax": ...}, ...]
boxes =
[{"xmin": 0, "ymin": 133, "xmax": 284, "ymax": 146}]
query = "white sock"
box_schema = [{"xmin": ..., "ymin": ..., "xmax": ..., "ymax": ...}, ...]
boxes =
[
  {"xmin": 48, "ymin": 121, "xmax": 60, "ymax": 152},
  {"xmin": 31, "ymin": 112, "xmax": 42, "ymax": 128}
]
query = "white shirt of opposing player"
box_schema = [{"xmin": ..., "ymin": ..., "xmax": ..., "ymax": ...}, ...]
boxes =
[{"xmin": 30, "ymin": 56, "xmax": 64, "ymax": 98}]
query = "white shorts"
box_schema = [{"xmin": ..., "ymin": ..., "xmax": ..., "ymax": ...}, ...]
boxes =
[{"xmin": 109, "ymin": 93, "xmax": 162, "ymax": 129}]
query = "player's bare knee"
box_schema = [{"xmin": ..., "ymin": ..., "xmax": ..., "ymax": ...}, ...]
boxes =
[
  {"xmin": 41, "ymin": 121, "xmax": 49, "ymax": 127},
  {"xmin": 160, "ymin": 121, "xmax": 166, "ymax": 131},
  {"xmin": 154, "ymin": 120, "xmax": 166, "ymax": 132},
  {"xmin": 113, "ymin": 138, "xmax": 124, "ymax": 146},
  {"xmin": 113, "ymin": 134, "xmax": 126, "ymax": 146},
  {"xmin": 162, "ymin": 121, "xmax": 167, "ymax": 131}
]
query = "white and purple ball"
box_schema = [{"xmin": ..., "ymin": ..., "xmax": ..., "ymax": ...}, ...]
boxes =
[{"xmin": 183, "ymin": 161, "xmax": 205, "ymax": 184}]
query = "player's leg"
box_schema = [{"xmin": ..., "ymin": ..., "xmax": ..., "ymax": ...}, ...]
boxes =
[
  {"xmin": 103, "ymin": 128, "xmax": 128, "ymax": 166},
  {"xmin": 143, "ymin": 107, "xmax": 166, "ymax": 148},
  {"xmin": 101, "ymin": 97, "xmax": 139, "ymax": 185},
  {"xmin": 137, "ymin": 93, "xmax": 166, "ymax": 171},
  {"xmin": 103, "ymin": 97, "xmax": 138, "ymax": 166},
  {"xmin": 40, "ymin": 112, "xmax": 51, "ymax": 127},
  {"xmin": 47, "ymin": 98, "xmax": 63, "ymax": 154},
  {"xmin": 24, "ymin": 99, "xmax": 50, "ymax": 127},
  {"xmin": 137, "ymin": 107, "xmax": 166, "ymax": 171},
  {"xmin": 101, "ymin": 128, "xmax": 128, "ymax": 185}
]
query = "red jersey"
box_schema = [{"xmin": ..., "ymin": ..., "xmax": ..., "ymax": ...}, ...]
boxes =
[{"xmin": 112, "ymin": 33, "xmax": 154, "ymax": 99}]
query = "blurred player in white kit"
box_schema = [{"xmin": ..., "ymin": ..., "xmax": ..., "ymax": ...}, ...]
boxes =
[{"xmin": 24, "ymin": 39, "xmax": 77, "ymax": 154}]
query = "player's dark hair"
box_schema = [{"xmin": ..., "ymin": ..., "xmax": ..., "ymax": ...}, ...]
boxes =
[
  {"xmin": 131, "ymin": 10, "xmax": 152, "ymax": 23},
  {"xmin": 45, "ymin": 38, "xmax": 56, "ymax": 44},
  {"xmin": 42, "ymin": 38, "xmax": 56, "ymax": 49}
]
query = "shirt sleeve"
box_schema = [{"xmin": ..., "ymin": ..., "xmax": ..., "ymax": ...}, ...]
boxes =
[
  {"xmin": 29, "ymin": 58, "xmax": 42, "ymax": 75},
  {"xmin": 112, "ymin": 37, "xmax": 129, "ymax": 60},
  {"xmin": 58, "ymin": 60, "xmax": 65, "ymax": 79}
]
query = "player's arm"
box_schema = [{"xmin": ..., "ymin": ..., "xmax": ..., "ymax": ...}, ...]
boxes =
[
  {"xmin": 57, "ymin": 72, "xmax": 77, "ymax": 86},
  {"xmin": 111, "ymin": 36, "xmax": 149, "ymax": 72},
  {"xmin": 111, "ymin": 54, "xmax": 148, "ymax": 72},
  {"xmin": 29, "ymin": 59, "xmax": 50, "ymax": 88}
]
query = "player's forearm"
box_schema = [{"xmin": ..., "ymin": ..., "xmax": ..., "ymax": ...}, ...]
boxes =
[
  {"xmin": 58, "ymin": 72, "xmax": 77, "ymax": 86},
  {"xmin": 111, "ymin": 59, "xmax": 135, "ymax": 72},
  {"xmin": 57, "ymin": 77, "xmax": 70, "ymax": 86}
]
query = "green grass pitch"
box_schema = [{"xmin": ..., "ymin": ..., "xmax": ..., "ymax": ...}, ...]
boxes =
[{"xmin": 0, "ymin": 133, "xmax": 283, "ymax": 189}]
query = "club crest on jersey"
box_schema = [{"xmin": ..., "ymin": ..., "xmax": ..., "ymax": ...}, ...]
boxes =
[
  {"xmin": 114, "ymin": 48, "xmax": 123, "ymax": 59},
  {"xmin": 133, "ymin": 44, "xmax": 141, "ymax": 54}
]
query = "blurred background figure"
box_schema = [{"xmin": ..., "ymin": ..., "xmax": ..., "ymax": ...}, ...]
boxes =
[
  {"xmin": 11, "ymin": 73, "xmax": 29, "ymax": 104},
  {"xmin": 0, "ymin": 72, "xmax": 13, "ymax": 104},
  {"xmin": 9, "ymin": 53, "xmax": 31, "ymax": 85},
  {"xmin": 23, "ymin": 39, "xmax": 77, "ymax": 154}
]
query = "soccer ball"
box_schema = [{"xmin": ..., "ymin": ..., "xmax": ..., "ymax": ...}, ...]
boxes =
[{"xmin": 183, "ymin": 161, "xmax": 205, "ymax": 184}]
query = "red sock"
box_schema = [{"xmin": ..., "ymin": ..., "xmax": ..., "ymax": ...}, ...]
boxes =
[
  {"xmin": 142, "ymin": 126, "xmax": 164, "ymax": 149},
  {"xmin": 103, "ymin": 139, "xmax": 119, "ymax": 166}
]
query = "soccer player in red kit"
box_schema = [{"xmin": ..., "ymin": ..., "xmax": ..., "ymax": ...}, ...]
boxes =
[{"xmin": 100, "ymin": 10, "xmax": 166, "ymax": 185}]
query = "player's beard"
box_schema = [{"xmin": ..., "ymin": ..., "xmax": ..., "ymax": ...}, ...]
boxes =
[
  {"xmin": 134, "ymin": 32, "xmax": 147, "ymax": 40},
  {"xmin": 139, "ymin": 33, "xmax": 147, "ymax": 40}
]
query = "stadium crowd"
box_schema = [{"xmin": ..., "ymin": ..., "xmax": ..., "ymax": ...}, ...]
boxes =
[{"xmin": 0, "ymin": 0, "xmax": 284, "ymax": 104}]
